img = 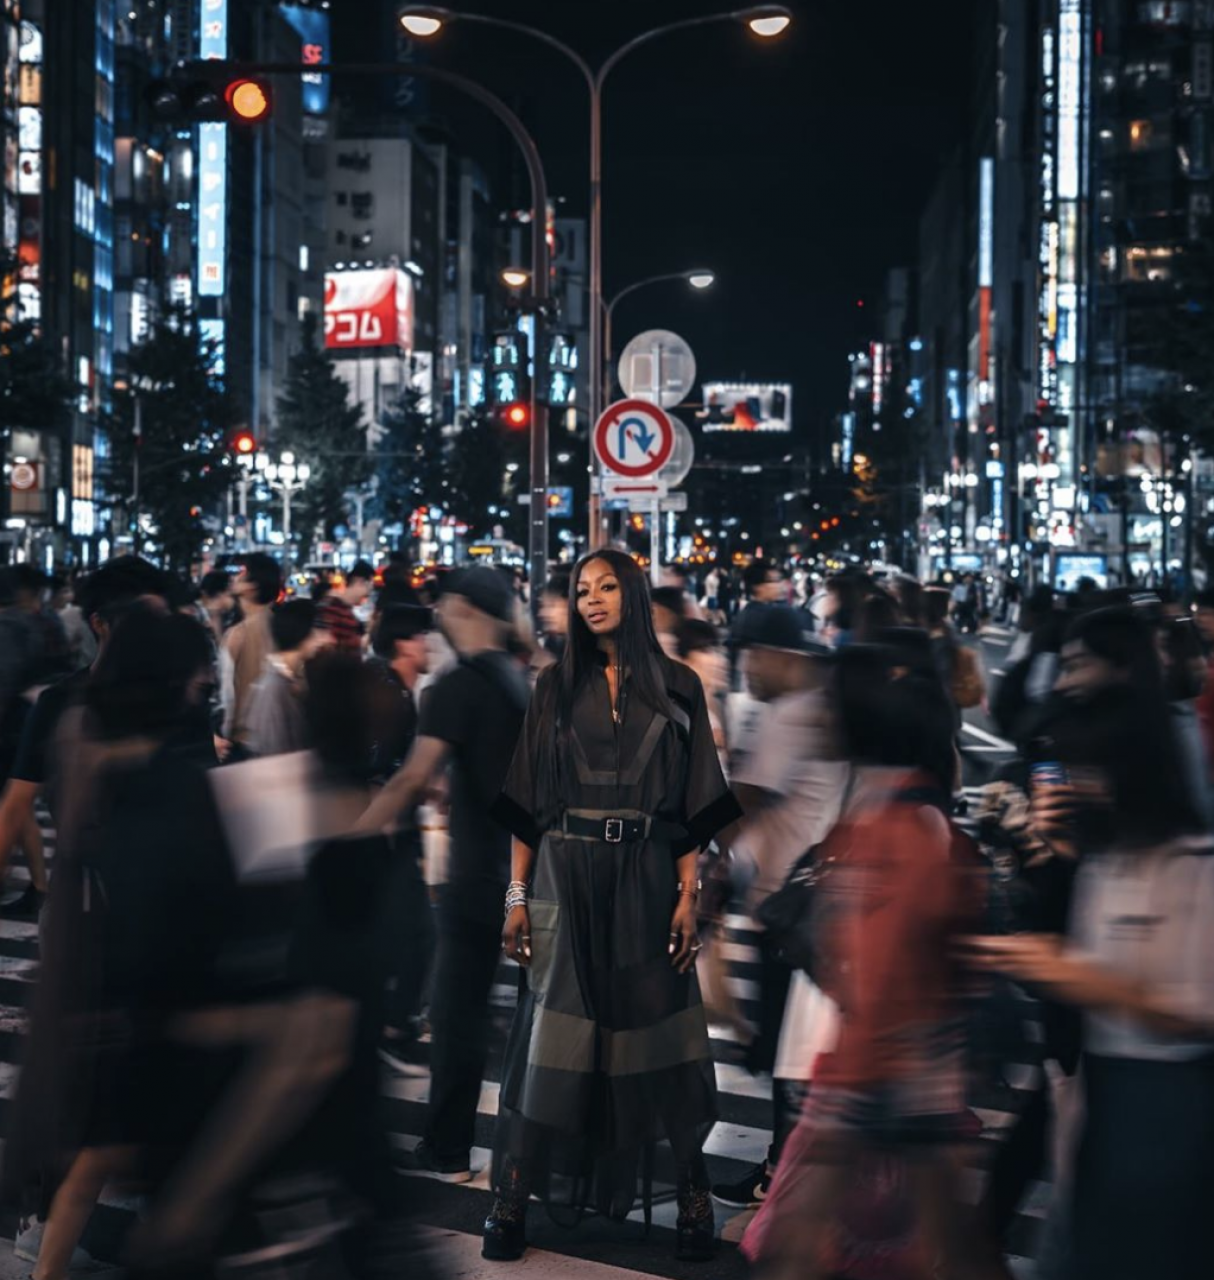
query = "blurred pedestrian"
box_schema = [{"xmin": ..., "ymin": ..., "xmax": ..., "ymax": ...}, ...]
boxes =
[
  {"xmin": 367, "ymin": 604, "xmax": 436, "ymax": 1071},
  {"xmin": 317, "ymin": 560, "xmax": 374, "ymax": 653},
  {"xmin": 713, "ymin": 607, "xmax": 845, "ymax": 1210},
  {"xmin": 222, "ymin": 554, "xmax": 282, "ymax": 759},
  {"xmin": 245, "ymin": 599, "xmax": 332, "ymax": 758},
  {"xmin": 359, "ymin": 567, "xmax": 528, "ymax": 1186},
  {"xmin": 3, "ymin": 606, "xmax": 237, "ymax": 1280},
  {"xmin": 651, "ymin": 584, "xmax": 689, "ymax": 660},
  {"xmin": 0, "ymin": 559, "xmax": 170, "ymax": 918},
  {"xmin": 743, "ymin": 640, "xmax": 1008, "ymax": 1280},
  {"xmin": 966, "ymin": 607, "xmax": 1211, "ymax": 1280},
  {"xmin": 486, "ymin": 549, "xmax": 740, "ymax": 1262},
  {"xmin": 196, "ymin": 569, "xmax": 233, "ymax": 648}
]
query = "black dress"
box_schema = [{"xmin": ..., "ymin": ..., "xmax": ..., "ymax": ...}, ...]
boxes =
[{"xmin": 492, "ymin": 654, "xmax": 741, "ymax": 1217}]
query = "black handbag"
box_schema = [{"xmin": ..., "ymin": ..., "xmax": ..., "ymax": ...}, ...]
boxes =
[
  {"xmin": 756, "ymin": 783, "xmax": 951, "ymax": 979},
  {"xmin": 755, "ymin": 841, "xmax": 835, "ymax": 980}
]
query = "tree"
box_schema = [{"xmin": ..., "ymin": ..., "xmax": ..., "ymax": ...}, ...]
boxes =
[
  {"xmin": 275, "ymin": 314, "xmax": 372, "ymax": 558},
  {"xmin": 106, "ymin": 308, "xmax": 237, "ymax": 570},
  {"xmin": 372, "ymin": 386, "xmax": 449, "ymax": 528},
  {"xmin": 447, "ymin": 409, "xmax": 527, "ymax": 544}
]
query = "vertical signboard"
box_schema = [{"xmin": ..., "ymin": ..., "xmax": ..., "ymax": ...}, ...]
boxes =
[
  {"xmin": 978, "ymin": 156, "xmax": 995, "ymax": 406},
  {"xmin": 197, "ymin": 0, "xmax": 227, "ymax": 299}
]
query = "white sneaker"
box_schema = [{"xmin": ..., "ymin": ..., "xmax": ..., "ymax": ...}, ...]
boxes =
[{"xmin": 13, "ymin": 1218, "xmax": 100, "ymax": 1271}]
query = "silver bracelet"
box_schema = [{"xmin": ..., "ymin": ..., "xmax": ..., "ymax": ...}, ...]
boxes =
[{"xmin": 504, "ymin": 882, "xmax": 528, "ymax": 917}]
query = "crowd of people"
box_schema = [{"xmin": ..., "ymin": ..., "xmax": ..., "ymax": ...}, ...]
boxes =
[{"xmin": 0, "ymin": 549, "xmax": 1211, "ymax": 1280}]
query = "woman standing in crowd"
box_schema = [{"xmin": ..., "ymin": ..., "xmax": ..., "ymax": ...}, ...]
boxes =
[{"xmin": 486, "ymin": 548, "xmax": 740, "ymax": 1263}]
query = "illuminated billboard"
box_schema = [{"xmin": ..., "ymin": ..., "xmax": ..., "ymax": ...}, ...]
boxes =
[
  {"xmin": 702, "ymin": 381, "xmax": 792, "ymax": 432},
  {"xmin": 279, "ymin": 4, "xmax": 331, "ymax": 116},
  {"xmin": 324, "ymin": 269, "xmax": 414, "ymax": 351}
]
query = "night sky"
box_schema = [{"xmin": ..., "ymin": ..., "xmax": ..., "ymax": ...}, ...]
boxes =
[{"xmin": 333, "ymin": 0, "xmax": 976, "ymax": 431}]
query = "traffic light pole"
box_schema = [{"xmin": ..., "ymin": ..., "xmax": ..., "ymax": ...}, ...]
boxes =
[{"xmin": 188, "ymin": 59, "xmax": 550, "ymax": 626}]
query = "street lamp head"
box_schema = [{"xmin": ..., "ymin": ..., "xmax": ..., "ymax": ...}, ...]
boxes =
[
  {"xmin": 501, "ymin": 266, "xmax": 531, "ymax": 289},
  {"xmin": 398, "ymin": 6, "xmax": 450, "ymax": 38},
  {"xmin": 687, "ymin": 270, "xmax": 716, "ymax": 290},
  {"xmin": 737, "ymin": 5, "xmax": 793, "ymax": 37},
  {"xmin": 281, "ymin": 450, "xmax": 296, "ymax": 467}
]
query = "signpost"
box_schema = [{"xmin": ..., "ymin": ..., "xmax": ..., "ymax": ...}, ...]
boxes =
[{"xmin": 594, "ymin": 398, "xmax": 678, "ymax": 582}]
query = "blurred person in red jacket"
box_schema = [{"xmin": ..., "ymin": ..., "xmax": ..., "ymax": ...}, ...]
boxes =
[{"xmin": 744, "ymin": 639, "xmax": 1010, "ymax": 1280}]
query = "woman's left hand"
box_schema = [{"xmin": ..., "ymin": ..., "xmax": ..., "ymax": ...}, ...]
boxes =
[
  {"xmin": 956, "ymin": 933, "xmax": 1066, "ymax": 985},
  {"xmin": 669, "ymin": 895, "xmax": 701, "ymax": 973}
]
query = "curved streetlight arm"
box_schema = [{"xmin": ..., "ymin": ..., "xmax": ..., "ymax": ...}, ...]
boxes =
[
  {"xmin": 452, "ymin": 13, "xmax": 595, "ymax": 94},
  {"xmin": 596, "ymin": 13, "xmax": 747, "ymax": 91},
  {"xmin": 605, "ymin": 272, "xmax": 701, "ymax": 323}
]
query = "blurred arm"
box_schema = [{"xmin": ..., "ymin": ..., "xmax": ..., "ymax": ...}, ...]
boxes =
[{"xmin": 357, "ymin": 734, "xmax": 450, "ymax": 834}]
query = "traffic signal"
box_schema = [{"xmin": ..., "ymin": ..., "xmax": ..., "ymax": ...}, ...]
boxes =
[
  {"xmin": 146, "ymin": 63, "xmax": 273, "ymax": 125},
  {"xmin": 231, "ymin": 430, "xmax": 257, "ymax": 457},
  {"xmin": 499, "ymin": 402, "xmax": 530, "ymax": 430}
]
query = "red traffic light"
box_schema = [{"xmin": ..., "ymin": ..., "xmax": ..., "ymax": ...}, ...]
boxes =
[
  {"xmin": 503, "ymin": 402, "xmax": 530, "ymax": 430},
  {"xmin": 225, "ymin": 78, "xmax": 272, "ymax": 124},
  {"xmin": 232, "ymin": 431, "xmax": 257, "ymax": 456}
]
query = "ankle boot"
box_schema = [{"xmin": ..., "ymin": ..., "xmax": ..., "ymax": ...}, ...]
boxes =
[
  {"xmin": 675, "ymin": 1160, "xmax": 715, "ymax": 1262},
  {"xmin": 482, "ymin": 1160, "xmax": 529, "ymax": 1262}
]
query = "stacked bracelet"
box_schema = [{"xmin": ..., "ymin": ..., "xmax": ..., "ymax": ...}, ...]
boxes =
[
  {"xmin": 504, "ymin": 881, "xmax": 528, "ymax": 917},
  {"xmin": 677, "ymin": 879, "xmax": 702, "ymax": 898}
]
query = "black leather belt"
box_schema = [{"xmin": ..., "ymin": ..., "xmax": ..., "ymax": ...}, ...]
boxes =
[{"xmin": 563, "ymin": 813, "xmax": 650, "ymax": 844}]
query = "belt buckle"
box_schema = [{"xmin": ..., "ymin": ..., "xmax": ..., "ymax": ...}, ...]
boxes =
[{"xmin": 604, "ymin": 818, "xmax": 624, "ymax": 843}]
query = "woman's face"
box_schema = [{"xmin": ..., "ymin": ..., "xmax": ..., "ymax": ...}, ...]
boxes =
[
  {"xmin": 1055, "ymin": 639, "xmax": 1123, "ymax": 701},
  {"xmin": 575, "ymin": 558, "xmax": 623, "ymax": 639}
]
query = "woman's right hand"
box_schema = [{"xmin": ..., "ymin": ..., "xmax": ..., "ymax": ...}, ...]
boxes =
[
  {"xmin": 503, "ymin": 904, "xmax": 531, "ymax": 967},
  {"xmin": 1029, "ymin": 783, "xmax": 1079, "ymax": 859}
]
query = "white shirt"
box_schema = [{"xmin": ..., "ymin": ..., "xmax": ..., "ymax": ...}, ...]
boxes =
[
  {"xmin": 1069, "ymin": 843, "xmax": 1214, "ymax": 1062},
  {"xmin": 730, "ymin": 688, "xmax": 848, "ymax": 904}
]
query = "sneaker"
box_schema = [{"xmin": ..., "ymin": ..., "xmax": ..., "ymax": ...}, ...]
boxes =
[
  {"xmin": 401, "ymin": 1141, "xmax": 473, "ymax": 1184},
  {"xmin": 377, "ymin": 1037, "xmax": 428, "ymax": 1078},
  {"xmin": 711, "ymin": 1160, "xmax": 772, "ymax": 1209},
  {"xmin": 13, "ymin": 1218, "xmax": 99, "ymax": 1270},
  {"xmin": 5, "ymin": 885, "xmax": 46, "ymax": 920}
]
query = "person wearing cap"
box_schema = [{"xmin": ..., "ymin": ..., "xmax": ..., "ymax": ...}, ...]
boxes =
[
  {"xmin": 712, "ymin": 605, "xmax": 848, "ymax": 1211},
  {"xmin": 359, "ymin": 566, "xmax": 529, "ymax": 1183}
]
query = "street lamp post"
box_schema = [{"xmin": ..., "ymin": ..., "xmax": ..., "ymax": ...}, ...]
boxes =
[
  {"xmin": 398, "ymin": 6, "xmax": 790, "ymax": 549},
  {"xmin": 258, "ymin": 450, "xmax": 311, "ymax": 582},
  {"xmin": 604, "ymin": 270, "xmax": 715, "ymax": 400}
]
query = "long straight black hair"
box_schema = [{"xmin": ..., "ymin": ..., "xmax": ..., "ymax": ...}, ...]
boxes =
[
  {"xmin": 557, "ymin": 548, "xmax": 674, "ymax": 724},
  {"xmin": 532, "ymin": 549, "xmax": 674, "ymax": 820}
]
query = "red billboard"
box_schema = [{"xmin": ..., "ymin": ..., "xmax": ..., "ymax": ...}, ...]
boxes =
[{"xmin": 323, "ymin": 268, "xmax": 414, "ymax": 352}]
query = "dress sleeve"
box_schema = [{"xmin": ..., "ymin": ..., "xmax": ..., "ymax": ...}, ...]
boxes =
[
  {"xmin": 676, "ymin": 671, "xmax": 743, "ymax": 855},
  {"xmin": 491, "ymin": 670, "xmax": 552, "ymax": 849}
]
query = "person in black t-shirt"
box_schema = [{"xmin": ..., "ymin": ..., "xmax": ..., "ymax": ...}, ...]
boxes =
[{"xmin": 360, "ymin": 567, "xmax": 528, "ymax": 1183}]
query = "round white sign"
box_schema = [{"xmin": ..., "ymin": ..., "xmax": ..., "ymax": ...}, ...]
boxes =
[{"xmin": 617, "ymin": 329, "xmax": 696, "ymax": 408}]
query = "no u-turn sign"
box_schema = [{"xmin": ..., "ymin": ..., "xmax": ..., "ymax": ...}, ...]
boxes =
[{"xmin": 593, "ymin": 399, "xmax": 675, "ymax": 478}]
